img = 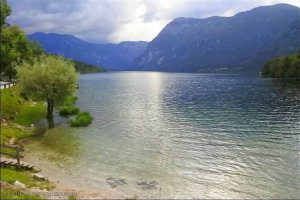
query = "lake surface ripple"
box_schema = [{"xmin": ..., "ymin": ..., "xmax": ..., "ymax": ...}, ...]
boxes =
[{"xmin": 24, "ymin": 72, "xmax": 300, "ymax": 199}]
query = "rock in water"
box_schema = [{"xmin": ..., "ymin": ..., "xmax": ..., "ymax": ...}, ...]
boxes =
[
  {"xmin": 137, "ymin": 180, "xmax": 147, "ymax": 185},
  {"xmin": 106, "ymin": 177, "xmax": 127, "ymax": 188},
  {"xmin": 137, "ymin": 180, "xmax": 158, "ymax": 190}
]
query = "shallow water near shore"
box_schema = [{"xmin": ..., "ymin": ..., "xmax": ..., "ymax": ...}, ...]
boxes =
[{"xmin": 22, "ymin": 72, "xmax": 300, "ymax": 198}]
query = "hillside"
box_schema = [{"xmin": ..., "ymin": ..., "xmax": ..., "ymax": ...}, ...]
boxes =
[
  {"xmin": 72, "ymin": 59, "xmax": 106, "ymax": 74},
  {"xmin": 28, "ymin": 33, "xmax": 148, "ymax": 70},
  {"xmin": 133, "ymin": 4, "xmax": 300, "ymax": 73}
]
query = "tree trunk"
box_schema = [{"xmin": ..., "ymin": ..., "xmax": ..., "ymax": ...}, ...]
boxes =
[
  {"xmin": 47, "ymin": 100, "xmax": 54, "ymax": 117},
  {"xmin": 46, "ymin": 115, "xmax": 55, "ymax": 128},
  {"xmin": 46, "ymin": 100, "xmax": 55, "ymax": 128}
]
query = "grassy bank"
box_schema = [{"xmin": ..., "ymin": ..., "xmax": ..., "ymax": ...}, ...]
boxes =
[
  {"xmin": 1, "ymin": 187, "xmax": 41, "ymax": 200},
  {"xmin": 1, "ymin": 87, "xmax": 46, "ymax": 125},
  {"xmin": 1, "ymin": 87, "xmax": 46, "ymax": 144},
  {"xmin": 1, "ymin": 168, "xmax": 53, "ymax": 190},
  {"xmin": 1, "ymin": 87, "xmax": 49, "ymax": 199},
  {"xmin": 1, "ymin": 168, "xmax": 55, "ymax": 199}
]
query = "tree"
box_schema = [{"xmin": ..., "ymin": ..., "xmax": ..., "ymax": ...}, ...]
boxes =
[
  {"xmin": 1, "ymin": 0, "xmax": 11, "ymax": 27},
  {"xmin": 279, "ymin": 56, "xmax": 291, "ymax": 79},
  {"xmin": 287, "ymin": 59, "xmax": 300, "ymax": 81},
  {"xmin": 261, "ymin": 53, "xmax": 300, "ymax": 81},
  {"xmin": 1, "ymin": 25, "xmax": 44, "ymax": 78},
  {"xmin": 17, "ymin": 55, "xmax": 79, "ymax": 119}
]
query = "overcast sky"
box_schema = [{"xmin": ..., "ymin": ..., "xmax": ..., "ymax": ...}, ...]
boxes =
[{"xmin": 7, "ymin": 0, "xmax": 300, "ymax": 44}]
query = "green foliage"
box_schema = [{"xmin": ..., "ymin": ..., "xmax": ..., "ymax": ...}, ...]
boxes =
[
  {"xmin": 72, "ymin": 59, "xmax": 106, "ymax": 74},
  {"xmin": 0, "ymin": 0, "xmax": 11, "ymax": 27},
  {"xmin": 69, "ymin": 112, "xmax": 93, "ymax": 127},
  {"xmin": 59, "ymin": 106, "xmax": 80, "ymax": 116},
  {"xmin": 45, "ymin": 54, "xmax": 106, "ymax": 74},
  {"xmin": 1, "ymin": 25, "xmax": 44, "ymax": 78},
  {"xmin": 261, "ymin": 51, "xmax": 300, "ymax": 81},
  {"xmin": 1, "ymin": 168, "xmax": 54, "ymax": 191},
  {"xmin": 1, "ymin": 87, "xmax": 24, "ymax": 119},
  {"xmin": 17, "ymin": 55, "xmax": 79, "ymax": 116},
  {"xmin": 0, "ymin": 125, "xmax": 36, "ymax": 145}
]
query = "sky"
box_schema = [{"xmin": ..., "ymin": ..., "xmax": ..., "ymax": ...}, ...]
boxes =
[{"xmin": 7, "ymin": 0, "xmax": 300, "ymax": 44}]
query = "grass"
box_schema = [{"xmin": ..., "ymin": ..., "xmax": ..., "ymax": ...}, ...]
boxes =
[
  {"xmin": 1, "ymin": 147, "xmax": 18, "ymax": 157},
  {"xmin": 1, "ymin": 124, "xmax": 37, "ymax": 145},
  {"xmin": 15, "ymin": 102, "xmax": 46, "ymax": 126},
  {"xmin": 1, "ymin": 88, "xmax": 54, "ymax": 199},
  {"xmin": 69, "ymin": 112, "xmax": 92, "ymax": 127},
  {"xmin": 1, "ymin": 87, "xmax": 46, "ymax": 126},
  {"xmin": 1, "ymin": 168, "xmax": 54, "ymax": 191},
  {"xmin": 1, "ymin": 188, "xmax": 42, "ymax": 199}
]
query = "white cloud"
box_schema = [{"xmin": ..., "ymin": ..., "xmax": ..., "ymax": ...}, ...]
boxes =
[{"xmin": 7, "ymin": 0, "xmax": 300, "ymax": 43}]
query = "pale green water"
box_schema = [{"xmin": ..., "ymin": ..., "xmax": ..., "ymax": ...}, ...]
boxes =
[{"xmin": 23, "ymin": 72, "xmax": 300, "ymax": 198}]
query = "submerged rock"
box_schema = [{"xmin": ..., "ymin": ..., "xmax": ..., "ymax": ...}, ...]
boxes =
[
  {"xmin": 106, "ymin": 177, "xmax": 127, "ymax": 188},
  {"xmin": 137, "ymin": 180, "xmax": 147, "ymax": 185},
  {"xmin": 137, "ymin": 180, "xmax": 158, "ymax": 190}
]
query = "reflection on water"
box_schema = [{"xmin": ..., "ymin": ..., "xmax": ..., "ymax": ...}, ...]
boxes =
[{"xmin": 24, "ymin": 72, "xmax": 300, "ymax": 198}]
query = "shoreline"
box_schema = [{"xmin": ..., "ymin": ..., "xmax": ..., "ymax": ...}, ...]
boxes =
[{"xmin": 21, "ymin": 145, "xmax": 127, "ymax": 199}]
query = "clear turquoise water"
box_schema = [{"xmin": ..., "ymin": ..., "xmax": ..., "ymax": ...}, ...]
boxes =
[{"xmin": 24, "ymin": 72, "xmax": 300, "ymax": 198}]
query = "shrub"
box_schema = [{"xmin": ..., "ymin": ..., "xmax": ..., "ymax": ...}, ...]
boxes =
[
  {"xmin": 59, "ymin": 106, "xmax": 80, "ymax": 116},
  {"xmin": 69, "ymin": 112, "xmax": 92, "ymax": 127}
]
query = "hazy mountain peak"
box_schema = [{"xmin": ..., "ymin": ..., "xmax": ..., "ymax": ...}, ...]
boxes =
[{"xmin": 28, "ymin": 33, "xmax": 148, "ymax": 70}]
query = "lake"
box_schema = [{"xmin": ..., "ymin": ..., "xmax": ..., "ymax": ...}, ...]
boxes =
[{"xmin": 23, "ymin": 72, "xmax": 300, "ymax": 198}]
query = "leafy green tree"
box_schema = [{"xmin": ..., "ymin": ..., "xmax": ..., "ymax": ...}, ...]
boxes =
[
  {"xmin": 17, "ymin": 55, "xmax": 79, "ymax": 119},
  {"xmin": 1, "ymin": 0, "xmax": 11, "ymax": 27},
  {"xmin": 1, "ymin": 25, "xmax": 44, "ymax": 78},
  {"xmin": 286, "ymin": 59, "xmax": 300, "ymax": 80},
  {"xmin": 261, "ymin": 52, "xmax": 300, "ymax": 81}
]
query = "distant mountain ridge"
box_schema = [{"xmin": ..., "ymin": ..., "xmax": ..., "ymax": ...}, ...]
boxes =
[
  {"xmin": 133, "ymin": 3, "xmax": 300, "ymax": 73},
  {"xmin": 28, "ymin": 32, "xmax": 148, "ymax": 70},
  {"xmin": 29, "ymin": 4, "xmax": 300, "ymax": 73}
]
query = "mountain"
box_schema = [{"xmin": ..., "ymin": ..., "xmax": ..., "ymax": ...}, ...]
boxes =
[
  {"xmin": 133, "ymin": 4, "xmax": 300, "ymax": 73},
  {"xmin": 72, "ymin": 59, "xmax": 106, "ymax": 74},
  {"xmin": 28, "ymin": 32, "xmax": 148, "ymax": 70}
]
